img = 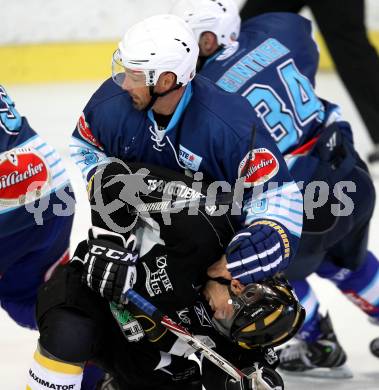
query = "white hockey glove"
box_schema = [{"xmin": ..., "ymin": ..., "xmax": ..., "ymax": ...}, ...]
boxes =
[{"xmin": 83, "ymin": 227, "xmax": 138, "ymax": 304}]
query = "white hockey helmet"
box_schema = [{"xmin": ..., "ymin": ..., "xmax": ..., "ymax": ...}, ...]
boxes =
[
  {"xmin": 112, "ymin": 14, "xmax": 199, "ymax": 88},
  {"xmin": 171, "ymin": 0, "xmax": 241, "ymax": 48}
]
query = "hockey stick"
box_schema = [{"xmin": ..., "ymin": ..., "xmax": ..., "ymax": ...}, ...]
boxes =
[
  {"xmin": 129, "ymin": 126, "xmax": 257, "ymax": 216},
  {"xmin": 129, "ymin": 189, "xmax": 238, "ymax": 215},
  {"xmin": 124, "ymin": 289, "xmax": 269, "ymax": 390}
]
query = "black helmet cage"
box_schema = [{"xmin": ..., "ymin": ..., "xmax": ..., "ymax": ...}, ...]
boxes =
[{"xmin": 213, "ymin": 278, "xmax": 305, "ymax": 350}]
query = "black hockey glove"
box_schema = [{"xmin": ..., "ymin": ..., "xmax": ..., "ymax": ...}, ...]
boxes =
[
  {"xmin": 83, "ymin": 227, "xmax": 139, "ymax": 304},
  {"xmin": 70, "ymin": 239, "xmax": 90, "ymax": 268},
  {"xmin": 227, "ymin": 364, "xmax": 284, "ymax": 390}
]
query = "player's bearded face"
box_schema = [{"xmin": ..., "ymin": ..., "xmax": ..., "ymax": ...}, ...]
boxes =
[
  {"xmin": 120, "ymin": 69, "xmax": 152, "ymax": 110},
  {"xmin": 126, "ymin": 86, "xmax": 152, "ymax": 110}
]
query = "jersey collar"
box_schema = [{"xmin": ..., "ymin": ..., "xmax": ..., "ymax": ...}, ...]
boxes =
[
  {"xmin": 203, "ymin": 41, "xmax": 240, "ymax": 68},
  {"xmin": 147, "ymin": 82, "xmax": 193, "ymax": 134}
]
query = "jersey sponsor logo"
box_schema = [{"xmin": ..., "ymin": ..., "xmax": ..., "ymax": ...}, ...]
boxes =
[
  {"xmin": 29, "ymin": 368, "xmax": 75, "ymax": 389},
  {"xmin": 110, "ymin": 302, "xmax": 144, "ymax": 342},
  {"xmin": 177, "ymin": 308, "xmax": 191, "ymax": 325},
  {"xmin": 147, "ymin": 179, "xmax": 205, "ymax": 200},
  {"xmin": 135, "ymin": 178, "xmax": 206, "ymax": 214},
  {"xmin": 193, "ymin": 302, "xmax": 213, "ymax": 328},
  {"xmin": 77, "ymin": 113, "xmax": 103, "ymax": 150},
  {"xmin": 122, "ymin": 319, "xmax": 145, "ymax": 342},
  {"xmin": 0, "ymin": 147, "xmax": 50, "ymax": 206},
  {"xmin": 238, "ymin": 148, "xmax": 279, "ymax": 187},
  {"xmin": 79, "ymin": 147, "xmax": 100, "ymax": 166},
  {"xmin": 143, "ymin": 255, "xmax": 173, "ymax": 297},
  {"xmin": 179, "ymin": 145, "xmax": 203, "ymax": 171},
  {"xmin": 136, "ymin": 200, "xmax": 171, "ymax": 213}
]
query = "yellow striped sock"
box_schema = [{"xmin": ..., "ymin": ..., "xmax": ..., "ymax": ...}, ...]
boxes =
[{"xmin": 27, "ymin": 350, "xmax": 83, "ymax": 390}]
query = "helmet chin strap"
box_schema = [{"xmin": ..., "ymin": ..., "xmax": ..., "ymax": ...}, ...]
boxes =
[{"xmin": 145, "ymin": 83, "xmax": 183, "ymax": 111}]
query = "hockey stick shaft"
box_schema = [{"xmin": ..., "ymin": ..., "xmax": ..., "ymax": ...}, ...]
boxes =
[
  {"xmin": 124, "ymin": 289, "xmax": 248, "ymax": 384},
  {"xmin": 130, "ymin": 192, "xmax": 237, "ymax": 215}
]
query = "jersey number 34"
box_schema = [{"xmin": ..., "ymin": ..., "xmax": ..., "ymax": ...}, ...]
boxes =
[{"xmin": 243, "ymin": 59, "xmax": 324, "ymax": 153}]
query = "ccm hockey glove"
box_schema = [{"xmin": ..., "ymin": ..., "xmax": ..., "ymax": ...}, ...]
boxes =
[
  {"xmin": 226, "ymin": 220, "xmax": 291, "ymax": 284},
  {"xmin": 83, "ymin": 227, "xmax": 139, "ymax": 303}
]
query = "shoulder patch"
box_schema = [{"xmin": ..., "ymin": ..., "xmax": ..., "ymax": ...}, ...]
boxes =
[
  {"xmin": 0, "ymin": 85, "xmax": 22, "ymax": 135},
  {"xmin": 238, "ymin": 148, "xmax": 279, "ymax": 187},
  {"xmin": 0, "ymin": 147, "xmax": 51, "ymax": 206},
  {"xmin": 77, "ymin": 112, "xmax": 103, "ymax": 150}
]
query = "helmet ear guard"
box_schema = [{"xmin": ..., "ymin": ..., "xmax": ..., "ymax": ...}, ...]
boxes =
[{"xmin": 213, "ymin": 277, "xmax": 305, "ymax": 350}]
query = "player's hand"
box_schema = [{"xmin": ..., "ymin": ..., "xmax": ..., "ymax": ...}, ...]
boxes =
[
  {"xmin": 83, "ymin": 227, "xmax": 138, "ymax": 303},
  {"xmin": 226, "ymin": 364, "xmax": 284, "ymax": 390},
  {"xmin": 226, "ymin": 220, "xmax": 290, "ymax": 284}
]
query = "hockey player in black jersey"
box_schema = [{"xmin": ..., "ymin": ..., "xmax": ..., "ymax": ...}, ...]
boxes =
[{"xmin": 27, "ymin": 161, "xmax": 304, "ymax": 390}]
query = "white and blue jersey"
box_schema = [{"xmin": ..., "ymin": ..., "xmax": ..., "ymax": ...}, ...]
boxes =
[
  {"xmin": 0, "ymin": 85, "xmax": 74, "ymax": 328},
  {"xmin": 71, "ymin": 75, "xmax": 303, "ymax": 276},
  {"xmin": 193, "ymin": 12, "xmax": 379, "ymax": 339},
  {"xmin": 199, "ymin": 13, "xmax": 346, "ymax": 155}
]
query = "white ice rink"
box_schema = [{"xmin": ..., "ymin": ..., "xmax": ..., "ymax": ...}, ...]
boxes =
[{"xmin": 1, "ymin": 73, "xmax": 379, "ymax": 389}]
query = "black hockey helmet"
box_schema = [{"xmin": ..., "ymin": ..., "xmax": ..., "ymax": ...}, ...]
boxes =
[{"xmin": 213, "ymin": 277, "xmax": 305, "ymax": 349}]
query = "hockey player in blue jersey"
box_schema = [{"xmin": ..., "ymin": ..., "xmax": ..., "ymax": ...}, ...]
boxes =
[
  {"xmin": 172, "ymin": 0, "xmax": 379, "ymax": 377},
  {"xmin": 27, "ymin": 13, "xmax": 305, "ymax": 389},
  {"xmin": 0, "ymin": 85, "xmax": 74, "ymax": 328},
  {"xmin": 69, "ymin": 14, "xmax": 303, "ymax": 289},
  {"xmin": 0, "ymin": 86, "xmax": 105, "ymax": 390}
]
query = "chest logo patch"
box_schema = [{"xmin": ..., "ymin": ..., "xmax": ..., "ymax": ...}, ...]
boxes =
[
  {"xmin": 238, "ymin": 148, "xmax": 279, "ymax": 187},
  {"xmin": 179, "ymin": 145, "xmax": 203, "ymax": 171}
]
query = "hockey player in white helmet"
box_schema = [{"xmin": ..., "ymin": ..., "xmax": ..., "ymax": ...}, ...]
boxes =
[
  {"xmin": 111, "ymin": 14, "xmax": 198, "ymax": 111},
  {"xmin": 27, "ymin": 12, "xmax": 305, "ymax": 390},
  {"xmin": 171, "ymin": 0, "xmax": 241, "ymax": 68},
  {"xmin": 173, "ymin": 0, "xmax": 379, "ymax": 379},
  {"xmin": 172, "ymin": 0, "xmax": 241, "ymax": 49}
]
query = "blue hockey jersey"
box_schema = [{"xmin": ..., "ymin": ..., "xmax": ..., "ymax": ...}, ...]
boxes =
[
  {"xmin": 0, "ymin": 86, "xmax": 74, "ymax": 271},
  {"xmin": 0, "ymin": 87, "xmax": 74, "ymax": 231},
  {"xmin": 71, "ymin": 75, "xmax": 303, "ymax": 274},
  {"xmin": 199, "ymin": 13, "xmax": 343, "ymax": 155},
  {"xmin": 0, "ymin": 85, "xmax": 74, "ymax": 327}
]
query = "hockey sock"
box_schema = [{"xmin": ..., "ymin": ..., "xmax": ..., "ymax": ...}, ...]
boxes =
[
  {"xmin": 0, "ymin": 299, "xmax": 37, "ymax": 329},
  {"xmin": 81, "ymin": 363, "xmax": 105, "ymax": 390},
  {"xmin": 291, "ymin": 279, "xmax": 322, "ymax": 342},
  {"xmin": 317, "ymin": 251, "xmax": 379, "ymax": 319},
  {"xmin": 27, "ymin": 349, "xmax": 83, "ymax": 390}
]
